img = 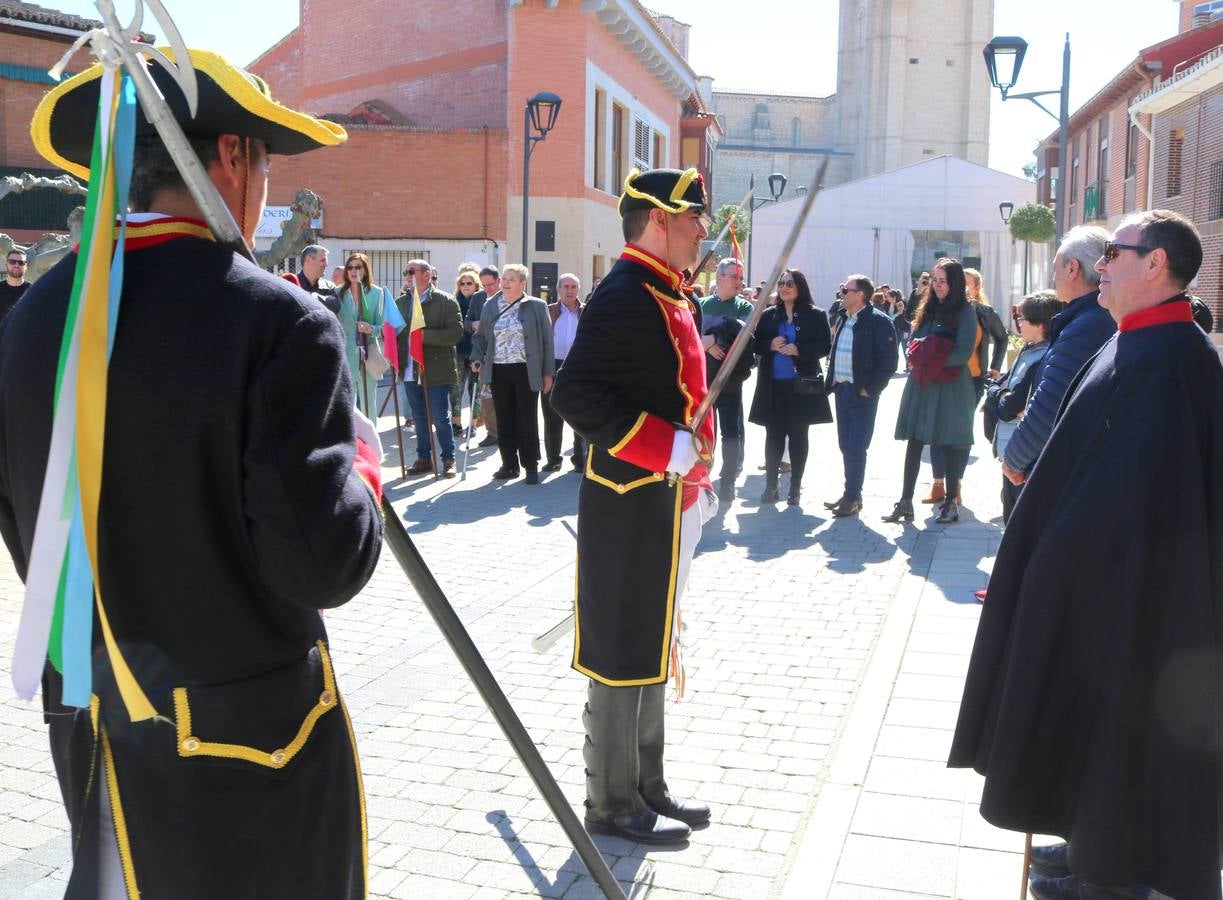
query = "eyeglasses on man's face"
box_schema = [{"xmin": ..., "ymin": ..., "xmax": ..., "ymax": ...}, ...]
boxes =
[
  {"xmin": 6, "ymin": 258, "xmax": 26, "ymax": 266},
  {"xmin": 1102, "ymin": 241, "xmax": 1154, "ymax": 262}
]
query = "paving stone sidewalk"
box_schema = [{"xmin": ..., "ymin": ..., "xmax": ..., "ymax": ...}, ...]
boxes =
[{"xmin": 0, "ymin": 374, "xmax": 1030, "ymax": 899}]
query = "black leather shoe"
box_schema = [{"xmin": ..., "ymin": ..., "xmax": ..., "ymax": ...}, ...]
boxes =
[
  {"xmin": 823, "ymin": 497, "xmax": 845, "ymax": 510},
  {"xmin": 477, "ymin": 434, "xmax": 498, "ymax": 448},
  {"xmin": 936, "ymin": 500, "xmax": 959, "ymax": 524},
  {"xmin": 1028, "ymin": 874, "xmax": 1152, "ymax": 899},
  {"xmin": 645, "ymin": 792, "xmax": 710, "ymax": 827},
  {"xmin": 1029, "ymin": 842, "xmax": 1070, "ymax": 878},
  {"xmin": 542, "ymin": 459, "xmax": 562, "ymax": 472},
  {"xmin": 492, "ymin": 466, "xmax": 520, "ymax": 479},
  {"xmin": 571, "ymin": 456, "xmax": 586, "ymax": 471},
  {"xmin": 760, "ymin": 486, "xmax": 780, "ymax": 504},
  {"xmin": 786, "ymin": 490, "xmax": 801, "ymax": 507},
  {"xmin": 881, "ymin": 499, "xmax": 915, "ymax": 522},
  {"xmin": 584, "ymin": 810, "xmax": 690, "ymax": 845},
  {"xmin": 406, "ymin": 458, "xmax": 433, "ymax": 476},
  {"xmin": 524, "ymin": 469, "xmax": 540, "ymax": 485},
  {"xmin": 830, "ymin": 498, "xmax": 862, "ymax": 518}
]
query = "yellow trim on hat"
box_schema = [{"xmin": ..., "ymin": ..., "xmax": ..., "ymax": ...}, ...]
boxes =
[
  {"xmin": 622, "ymin": 167, "xmax": 700, "ymax": 214},
  {"xmin": 30, "ymin": 47, "xmax": 347, "ymax": 180}
]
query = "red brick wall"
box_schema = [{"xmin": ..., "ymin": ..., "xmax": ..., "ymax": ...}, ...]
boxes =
[
  {"xmin": 285, "ymin": 0, "xmax": 508, "ymax": 127},
  {"xmin": 265, "ymin": 126, "xmax": 508, "ymax": 240},
  {"xmin": 0, "ymin": 28, "xmax": 85, "ymax": 169},
  {"xmin": 248, "ymin": 28, "xmax": 303, "ymax": 111},
  {"xmin": 506, "ymin": 0, "xmax": 682, "ymax": 196},
  {"xmin": 1150, "ymin": 81, "xmax": 1223, "ymax": 327}
]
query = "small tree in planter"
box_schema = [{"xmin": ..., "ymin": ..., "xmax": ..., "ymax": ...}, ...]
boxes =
[{"xmin": 1009, "ymin": 202, "xmax": 1056, "ymax": 296}]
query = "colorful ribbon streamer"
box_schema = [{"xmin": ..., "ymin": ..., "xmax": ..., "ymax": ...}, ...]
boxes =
[{"xmin": 12, "ymin": 69, "xmax": 154, "ymax": 720}]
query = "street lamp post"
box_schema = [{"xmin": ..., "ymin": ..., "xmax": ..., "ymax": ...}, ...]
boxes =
[
  {"xmin": 745, "ymin": 172, "xmax": 788, "ymax": 285},
  {"xmin": 521, "ymin": 92, "xmax": 562, "ymax": 278},
  {"xmin": 984, "ymin": 34, "xmax": 1070, "ymax": 244},
  {"xmin": 999, "ymin": 200, "xmax": 1029, "ymax": 296}
]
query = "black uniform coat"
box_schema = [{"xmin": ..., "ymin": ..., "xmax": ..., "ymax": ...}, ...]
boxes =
[
  {"xmin": 550, "ymin": 246, "xmax": 714, "ymax": 686},
  {"xmin": 0, "ymin": 222, "xmax": 383, "ymax": 899},
  {"xmin": 748, "ymin": 304, "xmax": 833, "ymax": 426},
  {"xmin": 948, "ymin": 299, "xmax": 1223, "ymax": 900}
]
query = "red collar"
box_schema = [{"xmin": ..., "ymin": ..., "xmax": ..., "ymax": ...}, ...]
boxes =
[
  {"xmin": 1118, "ymin": 297, "xmax": 1193, "ymax": 333},
  {"xmin": 620, "ymin": 244, "xmax": 683, "ymax": 291}
]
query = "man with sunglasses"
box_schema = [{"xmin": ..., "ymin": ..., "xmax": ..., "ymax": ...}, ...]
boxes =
[
  {"xmin": 0, "ymin": 248, "xmax": 29, "ymax": 321},
  {"xmin": 951, "ymin": 210, "xmax": 1223, "ymax": 900}
]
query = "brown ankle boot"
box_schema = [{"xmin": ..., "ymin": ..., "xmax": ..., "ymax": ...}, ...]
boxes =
[{"xmin": 921, "ymin": 480, "xmax": 945, "ymax": 504}]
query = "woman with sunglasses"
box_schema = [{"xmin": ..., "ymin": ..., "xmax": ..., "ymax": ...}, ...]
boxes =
[
  {"xmin": 337, "ymin": 252, "xmax": 394, "ymax": 419},
  {"xmin": 884, "ymin": 258, "xmax": 978, "ymax": 525},
  {"xmin": 452, "ymin": 266, "xmax": 482, "ymax": 437},
  {"xmin": 748, "ymin": 268, "xmax": 832, "ymax": 505}
]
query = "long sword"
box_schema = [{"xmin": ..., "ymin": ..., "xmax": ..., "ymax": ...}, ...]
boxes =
[{"xmin": 668, "ymin": 158, "xmax": 829, "ymax": 485}]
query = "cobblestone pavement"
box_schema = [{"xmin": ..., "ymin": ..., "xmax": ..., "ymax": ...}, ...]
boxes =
[{"xmin": 0, "ymin": 371, "xmax": 1020, "ymax": 899}]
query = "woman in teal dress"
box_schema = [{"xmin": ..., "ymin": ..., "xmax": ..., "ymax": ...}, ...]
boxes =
[
  {"xmin": 883, "ymin": 258, "xmax": 979, "ymax": 525},
  {"xmin": 337, "ymin": 252, "xmax": 393, "ymax": 419}
]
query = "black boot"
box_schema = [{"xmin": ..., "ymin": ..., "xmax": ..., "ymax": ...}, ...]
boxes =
[
  {"xmin": 881, "ymin": 499, "xmax": 915, "ymax": 522},
  {"xmin": 1029, "ymin": 842, "xmax": 1070, "ymax": 878},
  {"xmin": 583, "ymin": 681, "xmax": 689, "ymax": 844},
  {"xmin": 638, "ymin": 684, "xmax": 710, "ymax": 827}
]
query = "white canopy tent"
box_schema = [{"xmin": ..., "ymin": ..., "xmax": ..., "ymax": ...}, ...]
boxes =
[{"xmin": 749, "ymin": 155, "xmax": 1042, "ymax": 323}]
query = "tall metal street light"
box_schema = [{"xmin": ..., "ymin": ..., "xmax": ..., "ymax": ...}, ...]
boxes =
[
  {"xmin": 984, "ymin": 34, "xmax": 1070, "ymax": 244},
  {"xmin": 522, "ymin": 91, "xmax": 562, "ymax": 274},
  {"xmin": 746, "ymin": 172, "xmax": 787, "ymax": 284}
]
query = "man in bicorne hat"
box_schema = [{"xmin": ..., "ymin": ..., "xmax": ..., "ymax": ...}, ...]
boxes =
[
  {"xmin": 0, "ymin": 50, "xmax": 381, "ymax": 898},
  {"xmin": 550, "ymin": 167, "xmax": 715, "ymax": 845}
]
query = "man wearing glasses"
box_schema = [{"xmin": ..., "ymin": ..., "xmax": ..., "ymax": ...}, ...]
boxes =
[
  {"xmin": 1000, "ymin": 226, "xmax": 1114, "ymax": 489},
  {"xmin": 951, "ymin": 210, "xmax": 1223, "ymax": 900},
  {"xmin": 700, "ymin": 257, "xmax": 754, "ymax": 501},
  {"xmin": 823, "ymin": 275, "xmax": 897, "ymax": 517},
  {"xmin": 0, "ymin": 248, "xmax": 29, "ymax": 321}
]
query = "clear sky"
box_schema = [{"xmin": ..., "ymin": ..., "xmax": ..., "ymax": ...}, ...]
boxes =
[{"xmin": 48, "ymin": 0, "xmax": 1181, "ymax": 179}]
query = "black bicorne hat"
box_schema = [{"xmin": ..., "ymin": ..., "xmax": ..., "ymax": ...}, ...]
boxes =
[{"xmin": 617, "ymin": 167, "xmax": 707, "ymax": 218}]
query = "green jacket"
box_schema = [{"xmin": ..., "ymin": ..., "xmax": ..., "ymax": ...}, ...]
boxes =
[
  {"xmin": 395, "ymin": 288, "xmax": 463, "ymax": 386},
  {"xmin": 893, "ymin": 303, "xmax": 979, "ymax": 446}
]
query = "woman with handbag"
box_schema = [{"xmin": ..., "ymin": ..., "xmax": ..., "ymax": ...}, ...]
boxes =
[
  {"xmin": 470, "ymin": 264, "xmax": 554, "ymax": 484},
  {"xmin": 883, "ymin": 258, "xmax": 978, "ymax": 525},
  {"xmin": 748, "ymin": 268, "xmax": 832, "ymax": 505},
  {"xmin": 337, "ymin": 252, "xmax": 392, "ymax": 419}
]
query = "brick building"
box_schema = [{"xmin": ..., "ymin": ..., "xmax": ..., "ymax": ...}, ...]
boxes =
[
  {"xmin": 0, "ymin": 1, "xmax": 113, "ymax": 244},
  {"xmin": 1028, "ymin": 5, "xmax": 1222, "ymax": 326},
  {"xmin": 1131, "ymin": 45, "xmax": 1223, "ymax": 326},
  {"xmin": 250, "ymin": 0, "xmax": 720, "ymax": 295}
]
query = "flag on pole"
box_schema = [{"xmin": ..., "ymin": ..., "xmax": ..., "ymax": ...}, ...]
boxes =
[
  {"xmin": 381, "ymin": 286, "xmax": 405, "ymax": 372},
  {"xmin": 406, "ymin": 283, "xmax": 426, "ymax": 379},
  {"xmin": 729, "ymin": 216, "xmax": 743, "ymax": 264}
]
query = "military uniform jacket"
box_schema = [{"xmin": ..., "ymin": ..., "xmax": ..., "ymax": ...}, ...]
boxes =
[
  {"xmin": 549, "ymin": 246, "xmax": 714, "ymax": 685},
  {"xmin": 0, "ymin": 219, "xmax": 383, "ymax": 899}
]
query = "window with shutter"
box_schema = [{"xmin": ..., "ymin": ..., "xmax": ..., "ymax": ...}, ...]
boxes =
[{"xmin": 633, "ymin": 117, "xmax": 652, "ymax": 170}]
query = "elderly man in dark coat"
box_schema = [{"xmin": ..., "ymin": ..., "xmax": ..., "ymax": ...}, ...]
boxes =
[{"xmin": 949, "ymin": 210, "xmax": 1223, "ymax": 900}]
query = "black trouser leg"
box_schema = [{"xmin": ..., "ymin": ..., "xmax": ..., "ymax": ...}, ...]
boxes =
[
  {"xmin": 542, "ymin": 358, "xmax": 564, "ymax": 462},
  {"xmin": 491, "ymin": 366, "xmax": 519, "ymax": 470},
  {"xmin": 583, "ymin": 681, "xmax": 646, "ymax": 821},
  {"xmin": 714, "ymin": 385, "xmax": 742, "ymax": 484},
  {"xmin": 901, "ymin": 439, "xmax": 925, "ymax": 502},
  {"xmin": 764, "ymin": 382, "xmax": 792, "ymax": 489},
  {"xmin": 1001, "ymin": 476, "xmax": 1023, "ymax": 525},
  {"xmin": 786, "ymin": 420, "xmax": 810, "ymax": 493}
]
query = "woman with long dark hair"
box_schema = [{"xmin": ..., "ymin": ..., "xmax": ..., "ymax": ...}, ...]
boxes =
[
  {"xmin": 883, "ymin": 258, "xmax": 979, "ymax": 524},
  {"xmin": 748, "ymin": 268, "xmax": 832, "ymax": 505},
  {"xmin": 336, "ymin": 252, "xmax": 392, "ymax": 419}
]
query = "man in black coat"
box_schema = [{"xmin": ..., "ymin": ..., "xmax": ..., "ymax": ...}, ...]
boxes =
[
  {"xmin": 0, "ymin": 50, "xmax": 381, "ymax": 898},
  {"xmin": 949, "ymin": 210, "xmax": 1223, "ymax": 900},
  {"xmin": 823, "ymin": 273, "xmax": 898, "ymax": 517},
  {"xmin": 550, "ymin": 167, "xmax": 715, "ymax": 846}
]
